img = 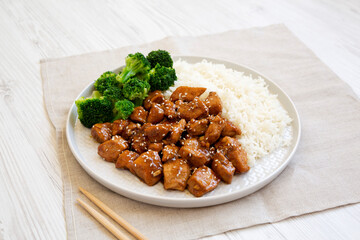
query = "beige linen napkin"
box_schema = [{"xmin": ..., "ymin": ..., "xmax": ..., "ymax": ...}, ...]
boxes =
[{"xmin": 41, "ymin": 24, "xmax": 360, "ymax": 240}]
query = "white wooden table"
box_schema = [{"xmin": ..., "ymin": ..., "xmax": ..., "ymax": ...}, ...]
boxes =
[{"xmin": 1, "ymin": 0, "xmax": 360, "ymax": 239}]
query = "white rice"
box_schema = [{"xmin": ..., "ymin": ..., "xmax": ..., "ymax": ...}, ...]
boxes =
[{"xmin": 164, "ymin": 59, "xmax": 293, "ymax": 166}]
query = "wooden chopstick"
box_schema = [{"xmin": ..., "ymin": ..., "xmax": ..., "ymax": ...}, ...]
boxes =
[
  {"xmin": 79, "ymin": 187, "xmax": 149, "ymax": 240},
  {"xmin": 77, "ymin": 198, "xmax": 131, "ymax": 240}
]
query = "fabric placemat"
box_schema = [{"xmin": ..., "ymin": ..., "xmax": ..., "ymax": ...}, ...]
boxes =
[{"xmin": 41, "ymin": 24, "xmax": 360, "ymax": 240}]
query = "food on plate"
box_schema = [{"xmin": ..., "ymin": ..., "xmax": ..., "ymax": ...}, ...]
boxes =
[
  {"xmin": 143, "ymin": 90, "xmax": 165, "ymax": 110},
  {"xmin": 93, "ymin": 71, "xmax": 118, "ymax": 94},
  {"xmin": 75, "ymin": 91, "xmax": 113, "ymax": 128},
  {"xmin": 115, "ymin": 150, "xmax": 139, "ymax": 173},
  {"xmin": 129, "ymin": 106, "xmax": 148, "ymax": 124},
  {"xmin": 103, "ymin": 86, "xmax": 124, "ymax": 104},
  {"xmin": 215, "ymin": 136, "xmax": 250, "ymax": 173},
  {"xmin": 116, "ymin": 52, "xmax": 151, "ymax": 84},
  {"xmin": 187, "ymin": 166, "xmax": 220, "ymax": 197},
  {"xmin": 91, "ymin": 123, "xmax": 112, "ymax": 143},
  {"xmin": 75, "ymin": 50, "xmax": 177, "ymax": 128},
  {"xmin": 122, "ymin": 77, "xmax": 151, "ymax": 103},
  {"xmin": 75, "ymin": 51, "xmax": 293, "ymax": 198},
  {"xmin": 91, "ymin": 86, "xmax": 249, "ymax": 197},
  {"xmin": 112, "ymin": 99, "xmax": 134, "ymax": 121},
  {"xmin": 132, "ymin": 150, "xmax": 163, "ymax": 186},
  {"xmin": 97, "ymin": 135, "xmax": 128, "ymax": 162},
  {"xmin": 162, "ymin": 144, "xmax": 179, "ymax": 162},
  {"xmin": 169, "ymin": 86, "xmax": 206, "ymax": 102},
  {"xmin": 205, "ymin": 92, "xmax": 222, "ymax": 115},
  {"xmin": 163, "ymin": 158, "xmax": 190, "ymax": 191},
  {"xmin": 146, "ymin": 49, "xmax": 173, "ymax": 68},
  {"xmin": 169, "ymin": 60, "xmax": 292, "ymax": 164},
  {"xmin": 148, "ymin": 63, "xmax": 177, "ymax": 91},
  {"xmin": 211, "ymin": 152, "xmax": 235, "ymax": 184},
  {"xmin": 147, "ymin": 103, "xmax": 165, "ymax": 124}
]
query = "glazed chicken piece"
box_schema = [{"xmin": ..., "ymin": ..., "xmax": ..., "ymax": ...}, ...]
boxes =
[
  {"xmin": 204, "ymin": 92, "xmax": 222, "ymax": 115},
  {"xmin": 186, "ymin": 118, "xmax": 209, "ymax": 136},
  {"xmin": 187, "ymin": 166, "xmax": 220, "ymax": 197},
  {"xmin": 148, "ymin": 142, "xmax": 163, "ymax": 152},
  {"xmin": 163, "ymin": 99, "xmax": 177, "ymax": 119},
  {"xmin": 147, "ymin": 103, "xmax": 165, "ymax": 124},
  {"xmin": 179, "ymin": 138, "xmax": 210, "ymax": 167},
  {"xmin": 162, "ymin": 144, "xmax": 179, "ymax": 162},
  {"xmin": 182, "ymin": 138, "xmax": 201, "ymax": 147},
  {"xmin": 215, "ymin": 136, "xmax": 250, "ymax": 173},
  {"xmin": 166, "ymin": 119, "xmax": 186, "ymax": 144},
  {"xmin": 159, "ymin": 118, "xmax": 175, "ymax": 127},
  {"xmin": 115, "ymin": 150, "xmax": 139, "ymax": 174},
  {"xmin": 204, "ymin": 115, "xmax": 226, "ymax": 145},
  {"xmin": 163, "ymin": 158, "xmax": 191, "ymax": 191},
  {"xmin": 221, "ymin": 120, "xmax": 242, "ymax": 137},
  {"xmin": 170, "ymin": 86, "xmax": 206, "ymax": 102},
  {"xmin": 112, "ymin": 119, "xmax": 129, "ymax": 136},
  {"xmin": 176, "ymin": 97, "xmax": 209, "ymax": 121},
  {"xmin": 227, "ymin": 147, "xmax": 249, "ymax": 173},
  {"xmin": 98, "ymin": 136, "xmax": 129, "ymax": 162},
  {"xmin": 132, "ymin": 150, "xmax": 163, "ymax": 186},
  {"xmin": 144, "ymin": 90, "xmax": 164, "ymax": 110},
  {"xmin": 91, "ymin": 123, "xmax": 112, "ymax": 143},
  {"xmin": 211, "ymin": 152, "xmax": 235, "ymax": 184},
  {"xmin": 131, "ymin": 130, "xmax": 148, "ymax": 154},
  {"xmin": 122, "ymin": 122, "xmax": 141, "ymax": 140},
  {"xmin": 130, "ymin": 106, "xmax": 148, "ymax": 124},
  {"xmin": 144, "ymin": 124, "xmax": 170, "ymax": 142},
  {"xmin": 179, "ymin": 146, "xmax": 209, "ymax": 167}
]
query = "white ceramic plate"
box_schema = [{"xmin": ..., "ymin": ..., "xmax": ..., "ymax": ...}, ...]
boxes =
[{"xmin": 66, "ymin": 56, "xmax": 301, "ymax": 208}]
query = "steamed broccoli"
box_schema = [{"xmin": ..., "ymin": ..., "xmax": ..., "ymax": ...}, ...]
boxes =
[
  {"xmin": 75, "ymin": 50, "xmax": 178, "ymax": 126},
  {"xmin": 116, "ymin": 53, "xmax": 151, "ymax": 84},
  {"xmin": 132, "ymin": 97, "xmax": 145, "ymax": 107},
  {"xmin": 94, "ymin": 71, "xmax": 118, "ymax": 94},
  {"xmin": 148, "ymin": 63, "xmax": 177, "ymax": 91},
  {"xmin": 75, "ymin": 91, "xmax": 113, "ymax": 128},
  {"xmin": 146, "ymin": 50, "xmax": 173, "ymax": 68},
  {"xmin": 113, "ymin": 99, "xmax": 134, "ymax": 120},
  {"xmin": 122, "ymin": 77, "xmax": 151, "ymax": 101},
  {"xmin": 103, "ymin": 86, "xmax": 124, "ymax": 103}
]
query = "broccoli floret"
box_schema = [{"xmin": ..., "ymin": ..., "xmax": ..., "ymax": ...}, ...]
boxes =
[
  {"xmin": 75, "ymin": 92, "xmax": 113, "ymax": 128},
  {"xmin": 148, "ymin": 63, "xmax": 177, "ymax": 91},
  {"xmin": 146, "ymin": 50, "xmax": 173, "ymax": 68},
  {"xmin": 113, "ymin": 99, "xmax": 134, "ymax": 120},
  {"xmin": 103, "ymin": 86, "xmax": 124, "ymax": 103},
  {"xmin": 94, "ymin": 71, "xmax": 118, "ymax": 94},
  {"xmin": 132, "ymin": 98, "xmax": 145, "ymax": 107},
  {"xmin": 122, "ymin": 77, "xmax": 151, "ymax": 101},
  {"xmin": 91, "ymin": 90, "xmax": 102, "ymax": 98},
  {"xmin": 116, "ymin": 53, "xmax": 151, "ymax": 84}
]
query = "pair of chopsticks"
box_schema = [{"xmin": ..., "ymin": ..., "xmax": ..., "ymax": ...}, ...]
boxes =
[{"xmin": 77, "ymin": 187, "xmax": 148, "ymax": 240}]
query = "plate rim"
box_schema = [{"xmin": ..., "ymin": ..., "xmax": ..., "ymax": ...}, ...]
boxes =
[{"xmin": 66, "ymin": 56, "xmax": 301, "ymax": 208}]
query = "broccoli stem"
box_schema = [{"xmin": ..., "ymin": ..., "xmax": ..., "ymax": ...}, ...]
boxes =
[
  {"xmin": 118, "ymin": 69, "xmax": 135, "ymax": 84},
  {"xmin": 91, "ymin": 91, "xmax": 102, "ymax": 99}
]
